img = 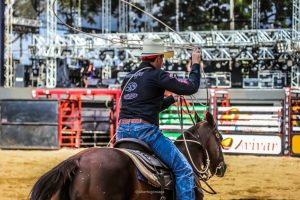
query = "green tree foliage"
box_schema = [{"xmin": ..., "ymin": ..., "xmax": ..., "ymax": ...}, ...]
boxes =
[
  {"xmin": 153, "ymin": 0, "xmax": 291, "ymax": 31},
  {"xmin": 13, "ymin": 0, "xmax": 292, "ymax": 32},
  {"xmin": 13, "ymin": 0, "xmax": 39, "ymax": 19}
]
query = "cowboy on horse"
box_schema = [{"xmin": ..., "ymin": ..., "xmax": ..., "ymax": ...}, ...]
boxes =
[
  {"xmin": 29, "ymin": 38, "xmax": 231, "ymax": 200},
  {"xmin": 117, "ymin": 38, "xmax": 202, "ymax": 200}
]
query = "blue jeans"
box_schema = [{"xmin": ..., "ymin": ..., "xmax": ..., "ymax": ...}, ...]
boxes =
[{"xmin": 117, "ymin": 123, "xmax": 195, "ymax": 200}]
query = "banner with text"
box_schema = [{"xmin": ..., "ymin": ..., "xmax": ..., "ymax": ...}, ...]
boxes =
[{"xmin": 222, "ymin": 134, "xmax": 282, "ymax": 155}]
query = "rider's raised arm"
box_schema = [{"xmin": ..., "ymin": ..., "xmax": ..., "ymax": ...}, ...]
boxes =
[{"xmin": 157, "ymin": 63, "xmax": 201, "ymax": 96}]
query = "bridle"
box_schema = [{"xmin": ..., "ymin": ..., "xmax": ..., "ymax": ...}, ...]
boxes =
[
  {"xmin": 177, "ymin": 97, "xmax": 224, "ymax": 194},
  {"xmin": 177, "ymin": 121, "xmax": 224, "ymax": 195}
]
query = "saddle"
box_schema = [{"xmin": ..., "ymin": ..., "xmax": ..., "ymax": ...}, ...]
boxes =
[{"xmin": 114, "ymin": 138, "xmax": 173, "ymax": 190}]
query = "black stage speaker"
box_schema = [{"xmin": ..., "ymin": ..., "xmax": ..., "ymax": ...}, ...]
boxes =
[
  {"xmin": 14, "ymin": 64, "xmax": 25, "ymax": 87},
  {"xmin": 0, "ymin": 100, "xmax": 59, "ymax": 149},
  {"xmin": 56, "ymin": 58, "xmax": 71, "ymax": 88}
]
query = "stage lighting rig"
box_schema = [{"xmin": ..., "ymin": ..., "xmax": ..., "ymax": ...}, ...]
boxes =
[
  {"xmin": 287, "ymin": 59, "xmax": 293, "ymax": 67},
  {"xmin": 276, "ymin": 40, "xmax": 286, "ymax": 54},
  {"xmin": 178, "ymin": 62, "xmax": 186, "ymax": 71},
  {"xmin": 206, "ymin": 35, "xmax": 213, "ymax": 47},
  {"xmin": 118, "ymin": 50, "xmax": 126, "ymax": 61},
  {"xmin": 86, "ymin": 38, "xmax": 94, "ymax": 50},
  {"xmin": 61, "ymin": 49, "xmax": 72, "ymax": 57},
  {"xmin": 99, "ymin": 51, "xmax": 106, "ymax": 61},
  {"xmin": 216, "ymin": 62, "xmax": 221, "ymax": 69},
  {"xmin": 28, "ymin": 45, "xmax": 37, "ymax": 57},
  {"xmin": 32, "ymin": 61, "xmax": 39, "ymax": 76},
  {"xmin": 164, "ymin": 60, "xmax": 173, "ymax": 71}
]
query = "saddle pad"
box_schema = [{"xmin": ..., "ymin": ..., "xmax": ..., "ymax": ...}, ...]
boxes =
[{"xmin": 117, "ymin": 148, "xmax": 161, "ymax": 187}]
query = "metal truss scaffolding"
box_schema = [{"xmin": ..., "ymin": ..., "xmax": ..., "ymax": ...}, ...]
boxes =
[
  {"xmin": 76, "ymin": 0, "xmax": 82, "ymax": 29},
  {"xmin": 31, "ymin": 29, "xmax": 293, "ymax": 62},
  {"xmin": 144, "ymin": 0, "xmax": 153, "ymax": 32},
  {"xmin": 291, "ymin": 65, "xmax": 300, "ymax": 87},
  {"xmin": 119, "ymin": 0, "xmax": 129, "ymax": 33},
  {"xmin": 252, "ymin": 0, "xmax": 261, "ymax": 29},
  {"xmin": 4, "ymin": 0, "xmax": 14, "ymax": 87},
  {"xmin": 45, "ymin": 0, "xmax": 57, "ymax": 88},
  {"xmin": 102, "ymin": 0, "xmax": 111, "ymax": 33},
  {"xmin": 293, "ymin": 0, "xmax": 300, "ymax": 40},
  {"xmin": 23, "ymin": 0, "xmax": 300, "ymax": 87}
]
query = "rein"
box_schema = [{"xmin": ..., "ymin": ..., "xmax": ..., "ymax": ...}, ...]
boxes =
[{"xmin": 177, "ymin": 96, "xmax": 219, "ymax": 195}]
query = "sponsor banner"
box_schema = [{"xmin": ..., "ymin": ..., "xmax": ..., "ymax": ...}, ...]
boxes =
[
  {"xmin": 292, "ymin": 106, "xmax": 300, "ymax": 112},
  {"xmin": 160, "ymin": 113, "xmax": 204, "ymax": 119},
  {"xmin": 162, "ymin": 132, "xmax": 181, "ymax": 140},
  {"xmin": 218, "ymin": 114, "xmax": 279, "ymax": 120},
  {"xmin": 218, "ymin": 106, "xmax": 282, "ymax": 113},
  {"xmin": 218, "ymin": 126, "xmax": 280, "ymax": 132},
  {"xmin": 292, "ymin": 121, "xmax": 300, "ymax": 126},
  {"xmin": 160, "ymin": 125, "xmax": 190, "ymax": 130},
  {"xmin": 292, "ymin": 115, "xmax": 300, "ymax": 120},
  {"xmin": 222, "ymin": 134, "xmax": 282, "ymax": 155},
  {"xmin": 159, "ymin": 119, "xmax": 194, "ymax": 125},
  {"xmin": 165, "ymin": 106, "xmax": 208, "ymax": 112},
  {"xmin": 293, "ymin": 127, "xmax": 300, "ymax": 132},
  {"xmin": 292, "ymin": 135, "xmax": 300, "ymax": 154},
  {"xmin": 218, "ymin": 120, "xmax": 279, "ymax": 126}
]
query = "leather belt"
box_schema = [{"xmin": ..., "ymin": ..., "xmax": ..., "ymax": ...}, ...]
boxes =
[{"xmin": 119, "ymin": 118, "xmax": 151, "ymax": 125}]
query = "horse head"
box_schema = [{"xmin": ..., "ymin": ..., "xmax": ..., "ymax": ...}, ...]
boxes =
[
  {"xmin": 178, "ymin": 112, "xmax": 232, "ymax": 181},
  {"xmin": 201, "ymin": 112, "xmax": 226, "ymax": 177}
]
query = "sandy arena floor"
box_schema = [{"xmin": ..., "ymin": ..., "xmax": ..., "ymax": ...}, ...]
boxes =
[{"xmin": 0, "ymin": 149, "xmax": 300, "ymax": 200}]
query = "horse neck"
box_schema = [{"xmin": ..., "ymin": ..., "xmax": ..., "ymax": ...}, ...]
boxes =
[{"xmin": 175, "ymin": 133, "xmax": 205, "ymax": 169}]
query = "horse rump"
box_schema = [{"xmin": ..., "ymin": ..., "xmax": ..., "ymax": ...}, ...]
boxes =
[{"xmin": 29, "ymin": 157, "xmax": 80, "ymax": 200}]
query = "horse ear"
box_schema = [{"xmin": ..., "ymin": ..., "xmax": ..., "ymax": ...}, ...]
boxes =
[
  {"xmin": 205, "ymin": 112, "xmax": 215, "ymax": 127},
  {"xmin": 194, "ymin": 112, "xmax": 202, "ymax": 123}
]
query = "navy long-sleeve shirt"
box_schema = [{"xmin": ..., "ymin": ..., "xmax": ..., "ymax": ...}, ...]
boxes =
[{"xmin": 119, "ymin": 62, "xmax": 201, "ymax": 125}]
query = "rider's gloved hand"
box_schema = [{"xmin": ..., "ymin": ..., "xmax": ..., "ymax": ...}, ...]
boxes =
[{"xmin": 192, "ymin": 48, "xmax": 202, "ymax": 65}]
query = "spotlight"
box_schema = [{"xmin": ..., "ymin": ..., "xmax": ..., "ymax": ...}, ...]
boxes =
[
  {"xmin": 251, "ymin": 66, "xmax": 258, "ymax": 72},
  {"xmin": 282, "ymin": 65, "xmax": 288, "ymax": 70},
  {"xmin": 29, "ymin": 46, "xmax": 36, "ymax": 56},
  {"xmin": 32, "ymin": 63, "xmax": 39, "ymax": 76},
  {"xmin": 287, "ymin": 59, "xmax": 293, "ymax": 67},
  {"xmin": 276, "ymin": 40, "xmax": 286, "ymax": 54},
  {"xmin": 178, "ymin": 63, "xmax": 185, "ymax": 71},
  {"xmin": 241, "ymin": 60, "xmax": 249, "ymax": 66},
  {"xmin": 61, "ymin": 49, "xmax": 72, "ymax": 57},
  {"xmin": 274, "ymin": 64, "xmax": 280, "ymax": 70},
  {"xmin": 86, "ymin": 38, "xmax": 93, "ymax": 50},
  {"xmin": 234, "ymin": 61, "xmax": 241, "ymax": 68},
  {"xmin": 216, "ymin": 62, "xmax": 221, "ymax": 69},
  {"xmin": 99, "ymin": 51, "xmax": 106, "ymax": 61},
  {"xmin": 165, "ymin": 60, "xmax": 173, "ymax": 71},
  {"xmin": 206, "ymin": 35, "xmax": 213, "ymax": 47},
  {"xmin": 118, "ymin": 50, "xmax": 126, "ymax": 61}
]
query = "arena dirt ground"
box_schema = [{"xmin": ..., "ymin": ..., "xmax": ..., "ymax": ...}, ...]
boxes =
[{"xmin": 0, "ymin": 149, "xmax": 300, "ymax": 200}]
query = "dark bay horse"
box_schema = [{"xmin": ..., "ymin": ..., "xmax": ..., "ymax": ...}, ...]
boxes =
[{"xmin": 30, "ymin": 112, "xmax": 228, "ymax": 200}]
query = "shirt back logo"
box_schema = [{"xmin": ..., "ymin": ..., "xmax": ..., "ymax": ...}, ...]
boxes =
[
  {"xmin": 124, "ymin": 93, "xmax": 138, "ymax": 100},
  {"xmin": 125, "ymin": 82, "xmax": 138, "ymax": 92}
]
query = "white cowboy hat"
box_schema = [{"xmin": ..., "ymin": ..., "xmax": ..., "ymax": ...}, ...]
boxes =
[{"xmin": 140, "ymin": 38, "xmax": 174, "ymax": 59}]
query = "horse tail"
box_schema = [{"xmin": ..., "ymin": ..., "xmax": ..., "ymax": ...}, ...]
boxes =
[{"xmin": 29, "ymin": 157, "xmax": 80, "ymax": 200}]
